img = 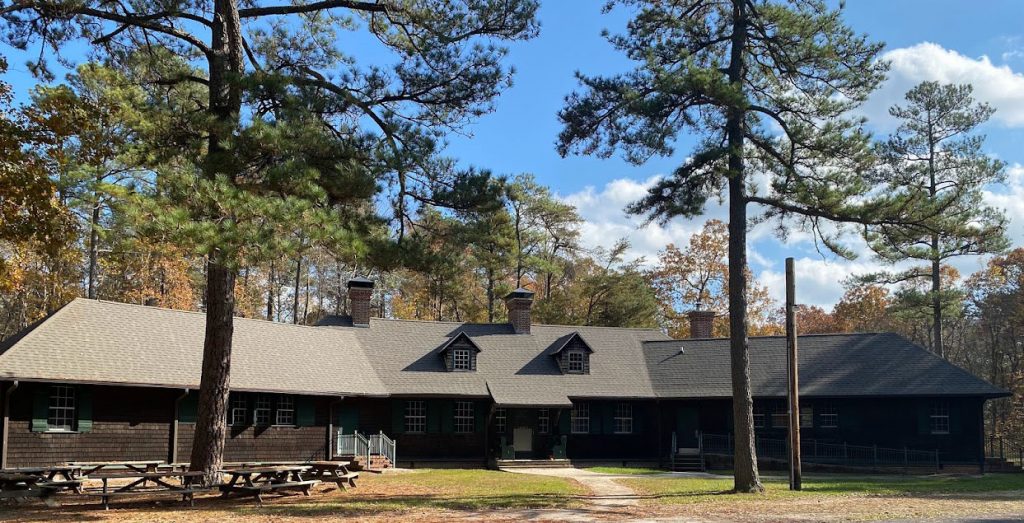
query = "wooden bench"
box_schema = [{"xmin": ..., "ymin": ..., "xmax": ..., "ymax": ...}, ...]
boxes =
[{"xmin": 219, "ymin": 466, "xmax": 319, "ymax": 503}]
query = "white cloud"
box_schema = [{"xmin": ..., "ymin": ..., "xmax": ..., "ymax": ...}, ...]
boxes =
[
  {"xmin": 758, "ymin": 257, "xmax": 884, "ymax": 309},
  {"xmin": 560, "ymin": 176, "xmax": 726, "ymax": 266},
  {"xmin": 984, "ymin": 164, "xmax": 1024, "ymax": 251},
  {"xmin": 861, "ymin": 42, "xmax": 1024, "ymax": 129}
]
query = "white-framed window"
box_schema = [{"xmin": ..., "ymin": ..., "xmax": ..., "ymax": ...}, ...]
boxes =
[
  {"xmin": 537, "ymin": 408, "xmax": 550, "ymax": 434},
  {"xmin": 454, "ymin": 401, "xmax": 475, "ymax": 433},
  {"xmin": 614, "ymin": 402, "xmax": 633, "ymax": 434},
  {"xmin": 275, "ymin": 396, "xmax": 295, "ymax": 426},
  {"xmin": 820, "ymin": 402, "xmax": 838, "ymax": 429},
  {"xmin": 494, "ymin": 408, "xmax": 506, "ymax": 434},
  {"xmin": 230, "ymin": 395, "xmax": 247, "ymax": 426},
  {"xmin": 405, "ymin": 400, "xmax": 426, "ymax": 433},
  {"xmin": 752, "ymin": 405, "xmax": 765, "ymax": 428},
  {"xmin": 930, "ymin": 402, "xmax": 950, "ymax": 434},
  {"xmin": 800, "ymin": 406, "xmax": 813, "ymax": 428},
  {"xmin": 47, "ymin": 385, "xmax": 76, "ymax": 432},
  {"xmin": 254, "ymin": 395, "xmax": 272, "ymax": 426},
  {"xmin": 571, "ymin": 402, "xmax": 589, "ymax": 434},
  {"xmin": 567, "ymin": 351, "xmax": 585, "ymax": 374},
  {"xmin": 453, "ymin": 348, "xmax": 472, "ymax": 371},
  {"xmin": 771, "ymin": 404, "xmax": 788, "ymax": 428}
]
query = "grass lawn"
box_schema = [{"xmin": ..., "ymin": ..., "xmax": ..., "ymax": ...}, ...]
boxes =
[
  {"xmin": 623, "ymin": 473, "xmax": 1024, "ymax": 521},
  {"xmin": 247, "ymin": 469, "xmax": 587, "ymax": 517},
  {"xmin": 624, "ymin": 472, "xmax": 1024, "ymax": 502}
]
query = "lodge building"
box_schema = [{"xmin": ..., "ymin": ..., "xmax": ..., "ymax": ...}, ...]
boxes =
[{"xmin": 0, "ymin": 278, "xmax": 1007, "ymax": 471}]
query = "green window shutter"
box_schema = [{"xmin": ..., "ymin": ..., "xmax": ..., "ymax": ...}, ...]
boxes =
[
  {"xmin": 296, "ymin": 396, "xmax": 315, "ymax": 427},
  {"xmin": 391, "ymin": 400, "xmax": 405, "ymax": 434},
  {"xmin": 558, "ymin": 408, "xmax": 570, "ymax": 434},
  {"xmin": 337, "ymin": 404, "xmax": 359, "ymax": 433},
  {"xmin": 950, "ymin": 402, "xmax": 963, "ymax": 435},
  {"xmin": 178, "ymin": 393, "xmax": 198, "ymax": 423},
  {"xmin": 76, "ymin": 387, "xmax": 94, "ymax": 433},
  {"xmin": 425, "ymin": 400, "xmax": 440, "ymax": 433},
  {"xmin": 474, "ymin": 401, "xmax": 487, "ymax": 433},
  {"xmin": 917, "ymin": 403, "xmax": 930, "ymax": 435},
  {"xmin": 602, "ymin": 403, "xmax": 615, "ymax": 434},
  {"xmin": 588, "ymin": 403, "xmax": 600, "ymax": 434},
  {"xmin": 440, "ymin": 400, "xmax": 454, "ymax": 434},
  {"xmin": 31, "ymin": 386, "xmax": 49, "ymax": 432}
]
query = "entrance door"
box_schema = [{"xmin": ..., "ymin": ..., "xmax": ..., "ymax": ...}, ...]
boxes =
[
  {"xmin": 676, "ymin": 406, "xmax": 700, "ymax": 448},
  {"xmin": 513, "ymin": 426, "xmax": 533, "ymax": 457}
]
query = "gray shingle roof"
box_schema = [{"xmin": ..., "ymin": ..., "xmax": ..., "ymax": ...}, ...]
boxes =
[
  {"xmin": 0, "ymin": 299, "xmax": 1004, "ymax": 401},
  {"xmin": 0, "ymin": 299, "xmax": 388, "ymax": 396},
  {"xmin": 321, "ymin": 317, "xmax": 670, "ymax": 400},
  {"xmin": 643, "ymin": 333, "xmax": 1008, "ymax": 399}
]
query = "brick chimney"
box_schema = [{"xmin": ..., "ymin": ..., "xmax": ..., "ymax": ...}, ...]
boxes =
[
  {"xmin": 347, "ymin": 277, "xmax": 374, "ymax": 327},
  {"xmin": 505, "ymin": 288, "xmax": 535, "ymax": 334},
  {"xmin": 687, "ymin": 310, "xmax": 716, "ymax": 339}
]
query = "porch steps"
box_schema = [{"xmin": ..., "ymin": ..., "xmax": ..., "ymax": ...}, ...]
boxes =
[
  {"xmin": 496, "ymin": 459, "xmax": 571, "ymax": 469},
  {"xmin": 340, "ymin": 454, "xmax": 393, "ymax": 472},
  {"xmin": 670, "ymin": 447, "xmax": 705, "ymax": 472}
]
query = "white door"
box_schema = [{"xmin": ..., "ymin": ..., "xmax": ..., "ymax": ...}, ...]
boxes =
[{"xmin": 513, "ymin": 426, "xmax": 533, "ymax": 453}]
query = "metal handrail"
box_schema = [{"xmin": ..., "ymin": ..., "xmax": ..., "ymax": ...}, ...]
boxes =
[{"xmin": 369, "ymin": 431, "xmax": 397, "ymax": 469}]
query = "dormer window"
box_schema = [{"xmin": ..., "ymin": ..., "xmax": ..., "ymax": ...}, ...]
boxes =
[
  {"xmin": 453, "ymin": 348, "xmax": 472, "ymax": 371},
  {"xmin": 438, "ymin": 332, "xmax": 481, "ymax": 372},
  {"xmin": 567, "ymin": 351, "xmax": 585, "ymax": 373},
  {"xmin": 550, "ymin": 332, "xmax": 593, "ymax": 375}
]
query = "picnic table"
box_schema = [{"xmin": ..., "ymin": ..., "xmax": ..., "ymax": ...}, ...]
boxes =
[
  {"xmin": 306, "ymin": 461, "xmax": 359, "ymax": 490},
  {"xmin": 83, "ymin": 470, "xmax": 208, "ymax": 509},
  {"xmin": 0, "ymin": 466, "xmax": 84, "ymax": 502},
  {"xmin": 219, "ymin": 465, "xmax": 319, "ymax": 503},
  {"xmin": 68, "ymin": 461, "xmax": 164, "ymax": 476}
]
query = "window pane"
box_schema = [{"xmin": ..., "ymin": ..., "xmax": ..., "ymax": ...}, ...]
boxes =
[
  {"xmin": 453, "ymin": 349, "xmax": 471, "ymax": 371},
  {"xmin": 48, "ymin": 385, "xmax": 76, "ymax": 431},
  {"xmin": 567, "ymin": 352, "xmax": 585, "ymax": 373},
  {"xmin": 405, "ymin": 400, "xmax": 426, "ymax": 433},
  {"xmin": 454, "ymin": 401, "xmax": 474, "ymax": 433},
  {"xmin": 276, "ymin": 396, "xmax": 295, "ymax": 425},
  {"xmin": 800, "ymin": 406, "xmax": 813, "ymax": 428},
  {"xmin": 494, "ymin": 408, "xmax": 506, "ymax": 434},
  {"xmin": 230, "ymin": 395, "xmax": 247, "ymax": 426},
  {"xmin": 614, "ymin": 402, "xmax": 632, "ymax": 434},
  {"xmin": 254, "ymin": 395, "xmax": 272, "ymax": 425},
  {"xmin": 537, "ymin": 409, "xmax": 549, "ymax": 434},
  {"xmin": 571, "ymin": 402, "xmax": 589, "ymax": 434},
  {"xmin": 820, "ymin": 402, "xmax": 838, "ymax": 428},
  {"xmin": 930, "ymin": 402, "xmax": 949, "ymax": 434}
]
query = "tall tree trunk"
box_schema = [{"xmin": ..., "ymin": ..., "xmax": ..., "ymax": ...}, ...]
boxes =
[
  {"xmin": 189, "ymin": 0, "xmax": 244, "ymax": 487},
  {"xmin": 486, "ymin": 268, "xmax": 495, "ymax": 323},
  {"xmin": 726, "ymin": 0, "xmax": 762, "ymax": 493},
  {"xmin": 927, "ymin": 128, "xmax": 944, "ymax": 359},
  {"xmin": 266, "ymin": 260, "xmax": 275, "ymax": 320},
  {"xmin": 292, "ymin": 256, "xmax": 301, "ymax": 324},
  {"xmin": 87, "ymin": 194, "xmax": 100, "ymax": 299}
]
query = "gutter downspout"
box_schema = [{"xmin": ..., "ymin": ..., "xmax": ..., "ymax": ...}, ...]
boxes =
[
  {"xmin": 171, "ymin": 389, "xmax": 189, "ymax": 465},
  {"xmin": 2, "ymin": 381, "xmax": 19, "ymax": 469},
  {"xmin": 327, "ymin": 397, "xmax": 344, "ymax": 460}
]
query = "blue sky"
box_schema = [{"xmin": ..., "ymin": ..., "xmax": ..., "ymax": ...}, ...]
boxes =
[{"xmin": 5, "ymin": 1, "xmax": 1024, "ymax": 307}]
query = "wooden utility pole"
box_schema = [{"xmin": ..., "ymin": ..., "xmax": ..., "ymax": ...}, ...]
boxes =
[{"xmin": 785, "ymin": 257, "xmax": 802, "ymax": 490}]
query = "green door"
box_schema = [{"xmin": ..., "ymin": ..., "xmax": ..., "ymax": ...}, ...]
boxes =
[{"xmin": 676, "ymin": 406, "xmax": 699, "ymax": 447}]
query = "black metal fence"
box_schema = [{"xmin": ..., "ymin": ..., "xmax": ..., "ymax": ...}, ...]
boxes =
[
  {"xmin": 701, "ymin": 433, "xmax": 942, "ymax": 469},
  {"xmin": 986, "ymin": 435, "xmax": 1023, "ymax": 466}
]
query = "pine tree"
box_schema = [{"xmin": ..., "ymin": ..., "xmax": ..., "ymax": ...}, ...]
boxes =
[
  {"xmin": 557, "ymin": 0, "xmax": 894, "ymax": 492},
  {"xmin": 865, "ymin": 82, "xmax": 1008, "ymax": 358},
  {"xmin": 2, "ymin": 0, "xmax": 538, "ymax": 484}
]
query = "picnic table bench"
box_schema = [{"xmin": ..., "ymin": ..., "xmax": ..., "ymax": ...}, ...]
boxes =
[
  {"xmin": 306, "ymin": 461, "xmax": 359, "ymax": 490},
  {"xmin": 219, "ymin": 466, "xmax": 319, "ymax": 503},
  {"xmin": 0, "ymin": 466, "xmax": 85, "ymax": 504},
  {"xmin": 82, "ymin": 470, "xmax": 208, "ymax": 510}
]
